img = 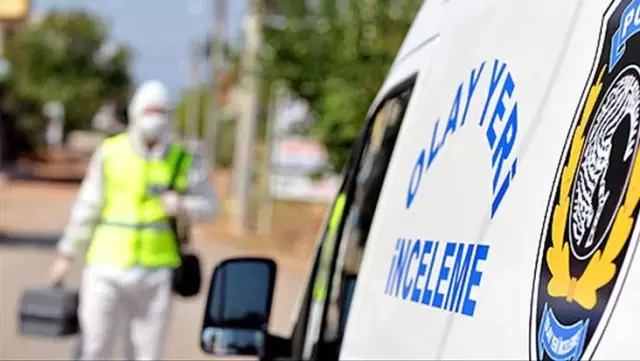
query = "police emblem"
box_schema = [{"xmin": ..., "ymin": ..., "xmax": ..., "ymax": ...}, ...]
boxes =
[{"xmin": 530, "ymin": 0, "xmax": 640, "ymax": 360}]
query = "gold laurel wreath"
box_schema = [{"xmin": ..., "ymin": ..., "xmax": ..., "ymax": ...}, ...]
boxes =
[{"xmin": 546, "ymin": 66, "xmax": 640, "ymax": 310}]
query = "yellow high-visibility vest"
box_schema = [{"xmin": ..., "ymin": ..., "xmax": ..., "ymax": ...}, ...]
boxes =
[{"xmin": 86, "ymin": 133, "xmax": 192, "ymax": 268}]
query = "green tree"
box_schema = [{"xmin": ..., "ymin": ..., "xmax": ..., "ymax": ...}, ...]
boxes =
[
  {"xmin": 3, "ymin": 9, "xmax": 133, "ymax": 147},
  {"xmin": 263, "ymin": 0, "xmax": 421, "ymax": 171}
]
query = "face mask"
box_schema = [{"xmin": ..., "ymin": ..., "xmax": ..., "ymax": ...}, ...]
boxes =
[{"xmin": 135, "ymin": 114, "xmax": 169, "ymax": 142}]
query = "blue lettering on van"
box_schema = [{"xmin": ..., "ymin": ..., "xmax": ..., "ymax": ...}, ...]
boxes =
[
  {"xmin": 610, "ymin": 0, "xmax": 640, "ymax": 71},
  {"xmin": 383, "ymin": 238, "xmax": 490, "ymax": 317},
  {"xmin": 406, "ymin": 149, "xmax": 426, "ymax": 208},
  {"xmin": 405, "ymin": 59, "xmax": 519, "ymax": 218}
]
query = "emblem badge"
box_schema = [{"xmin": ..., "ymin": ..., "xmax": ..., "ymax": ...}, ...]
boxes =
[{"xmin": 530, "ymin": 0, "xmax": 640, "ymax": 360}]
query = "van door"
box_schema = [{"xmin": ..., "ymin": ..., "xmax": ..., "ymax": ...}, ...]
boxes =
[
  {"xmin": 283, "ymin": 127, "xmax": 370, "ymax": 361},
  {"xmin": 298, "ymin": 76, "xmax": 420, "ymax": 361}
]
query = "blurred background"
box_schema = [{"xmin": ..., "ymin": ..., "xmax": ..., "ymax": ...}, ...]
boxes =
[{"xmin": 0, "ymin": 0, "xmax": 421, "ymax": 358}]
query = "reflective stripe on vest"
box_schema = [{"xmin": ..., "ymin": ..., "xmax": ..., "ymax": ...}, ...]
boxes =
[{"xmin": 86, "ymin": 133, "xmax": 193, "ymax": 268}]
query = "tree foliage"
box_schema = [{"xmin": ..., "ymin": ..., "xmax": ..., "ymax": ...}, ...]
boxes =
[
  {"xmin": 262, "ymin": 0, "xmax": 422, "ymax": 170},
  {"xmin": 174, "ymin": 86, "xmax": 238, "ymax": 168},
  {"xmin": 3, "ymin": 9, "xmax": 133, "ymax": 146}
]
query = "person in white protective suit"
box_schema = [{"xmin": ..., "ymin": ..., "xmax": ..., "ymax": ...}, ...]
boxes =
[{"xmin": 48, "ymin": 80, "xmax": 219, "ymax": 360}]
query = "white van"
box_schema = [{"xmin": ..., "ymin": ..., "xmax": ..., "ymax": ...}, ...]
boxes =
[{"xmin": 198, "ymin": 0, "xmax": 640, "ymax": 360}]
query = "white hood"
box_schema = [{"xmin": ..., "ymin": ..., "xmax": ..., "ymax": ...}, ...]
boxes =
[{"xmin": 128, "ymin": 80, "xmax": 172, "ymax": 144}]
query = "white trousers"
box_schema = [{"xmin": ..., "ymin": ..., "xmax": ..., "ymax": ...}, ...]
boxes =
[{"xmin": 78, "ymin": 266, "xmax": 173, "ymax": 360}]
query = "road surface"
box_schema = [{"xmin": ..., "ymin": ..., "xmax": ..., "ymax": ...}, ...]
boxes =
[{"xmin": 0, "ymin": 181, "xmax": 307, "ymax": 360}]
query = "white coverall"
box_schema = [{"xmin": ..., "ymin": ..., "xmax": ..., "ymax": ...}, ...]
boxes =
[{"xmin": 56, "ymin": 80, "xmax": 218, "ymax": 360}]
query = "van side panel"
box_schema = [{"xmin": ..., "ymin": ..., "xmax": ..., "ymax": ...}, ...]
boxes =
[
  {"xmin": 339, "ymin": 38, "xmax": 446, "ymax": 361},
  {"xmin": 340, "ymin": 0, "xmax": 640, "ymax": 359},
  {"xmin": 436, "ymin": 0, "xmax": 599, "ymax": 358}
]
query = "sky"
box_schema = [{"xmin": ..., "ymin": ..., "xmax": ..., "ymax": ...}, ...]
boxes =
[{"xmin": 32, "ymin": 0, "xmax": 247, "ymax": 100}]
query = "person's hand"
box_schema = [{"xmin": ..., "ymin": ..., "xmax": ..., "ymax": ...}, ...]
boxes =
[
  {"xmin": 48, "ymin": 255, "xmax": 73, "ymax": 286},
  {"xmin": 161, "ymin": 191, "xmax": 183, "ymax": 217}
]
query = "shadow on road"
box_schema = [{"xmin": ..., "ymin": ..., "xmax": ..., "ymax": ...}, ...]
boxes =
[
  {"xmin": 4, "ymin": 168, "xmax": 82, "ymax": 184},
  {"xmin": 0, "ymin": 232, "xmax": 59, "ymax": 249}
]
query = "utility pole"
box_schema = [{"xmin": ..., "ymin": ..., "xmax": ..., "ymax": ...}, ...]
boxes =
[
  {"xmin": 185, "ymin": 42, "xmax": 200, "ymax": 143},
  {"xmin": 204, "ymin": 0, "xmax": 227, "ymax": 166},
  {"xmin": 257, "ymin": 83, "xmax": 279, "ymax": 235},
  {"xmin": 233, "ymin": 0, "xmax": 263, "ymax": 233}
]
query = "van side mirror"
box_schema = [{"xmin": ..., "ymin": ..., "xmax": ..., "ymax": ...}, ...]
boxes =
[{"xmin": 200, "ymin": 257, "xmax": 277, "ymax": 357}]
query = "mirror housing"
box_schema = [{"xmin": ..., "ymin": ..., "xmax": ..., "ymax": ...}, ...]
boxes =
[{"xmin": 200, "ymin": 257, "xmax": 277, "ymax": 357}]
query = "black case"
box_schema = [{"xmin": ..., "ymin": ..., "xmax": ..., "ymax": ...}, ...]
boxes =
[{"xmin": 18, "ymin": 286, "xmax": 80, "ymax": 337}]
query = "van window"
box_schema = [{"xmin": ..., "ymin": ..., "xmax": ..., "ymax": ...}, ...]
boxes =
[{"xmin": 321, "ymin": 83, "xmax": 415, "ymax": 353}]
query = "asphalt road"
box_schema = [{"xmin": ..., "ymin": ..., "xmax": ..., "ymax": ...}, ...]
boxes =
[{"xmin": 0, "ymin": 181, "xmax": 306, "ymax": 360}]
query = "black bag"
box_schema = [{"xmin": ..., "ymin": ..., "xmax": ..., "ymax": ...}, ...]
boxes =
[
  {"xmin": 18, "ymin": 285, "xmax": 79, "ymax": 337},
  {"xmin": 169, "ymin": 149, "xmax": 202, "ymax": 298},
  {"xmin": 172, "ymin": 251, "xmax": 202, "ymax": 297}
]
